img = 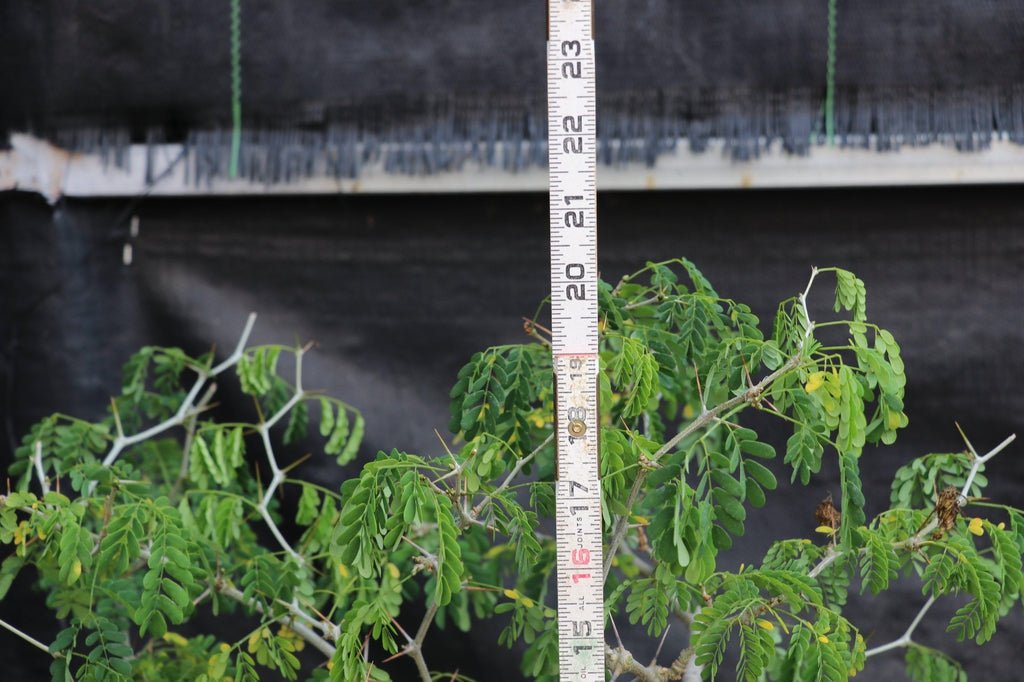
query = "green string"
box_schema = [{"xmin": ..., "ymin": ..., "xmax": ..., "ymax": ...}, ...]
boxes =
[
  {"xmin": 229, "ymin": 0, "xmax": 242, "ymax": 178},
  {"xmin": 825, "ymin": 0, "xmax": 837, "ymax": 146}
]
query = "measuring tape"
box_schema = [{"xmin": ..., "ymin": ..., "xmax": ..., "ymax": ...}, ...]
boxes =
[{"xmin": 548, "ymin": 1, "xmax": 604, "ymax": 678}]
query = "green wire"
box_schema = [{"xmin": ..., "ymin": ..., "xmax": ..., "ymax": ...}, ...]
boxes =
[
  {"xmin": 825, "ymin": 0, "xmax": 837, "ymax": 146},
  {"xmin": 229, "ymin": 0, "xmax": 242, "ymax": 178}
]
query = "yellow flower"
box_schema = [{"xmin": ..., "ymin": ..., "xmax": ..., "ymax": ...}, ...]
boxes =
[
  {"xmin": 818, "ymin": 635, "xmax": 830, "ymax": 644},
  {"xmin": 503, "ymin": 588, "xmax": 520, "ymax": 601},
  {"xmin": 814, "ymin": 525, "xmax": 838, "ymax": 535},
  {"xmin": 337, "ymin": 563, "xmax": 350, "ymax": 578},
  {"xmin": 998, "ymin": 522, "xmax": 1006, "ymax": 530},
  {"xmin": 162, "ymin": 632, "xmax": 189, "ymax": 647},
  {"xmin": 521, "ymin": 597, "xmax": 535, "ymax": 609},
  {"xmin": 804, "ymin": 372, "xmax": 826, "ymax": 393},
  {"xmin": 387, "ymin": 563, "xmax": 400, "ymax": 580},
  {"xmin": 756, "ymin": 619, "xmax": 774, "ymax": 631},
  {"xmin": 968, "ymin": 517, "xmax": 985, "ymax": 536},
  {"xmin": 682, "ymin": 403, "xmax": 696, "ymax": 419},
  {"xmin": 218, "ymin": 643, "xmax": 231, "ymax": 653},
  {"xmin": 70, "ymin": 559, "xmax": 82, "ymax": 583}
]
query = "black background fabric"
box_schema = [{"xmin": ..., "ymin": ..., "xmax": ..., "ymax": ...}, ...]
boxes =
[
  {"xmin": 4, "ymin": 2, "xmax": 1024, "ymax": 149},
  {"xmin": 2, "ymin": 187, "xmax": 1023, "ymax": 680}
]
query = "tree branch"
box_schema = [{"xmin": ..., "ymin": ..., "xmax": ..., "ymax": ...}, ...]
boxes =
[
  {"xmin": 604, "ymin": 269, "xmax": 820, "ymax": 580},
  {"xmin": 0, "ymin": 616, "xmax": 54, "ymax": 657},
  {"xmin": 806, "ymin": 431, "xmax": 1018, "ymax": 582},
  {"xmin": 864, "ymin": 595, "xmax": 937, "ymax": 658},
  {"xmin": 216, "ymin": 581, "xmax": 336, "ymax": 658},
  {"xmin": 96, "ymin": 312, "xmax": 258, "ymax": 476},
  {"xmin": 956, "ymin": 430, "xmax": 1015, "ymax": 504},
  {"xmin": 254, "ymin": 345, "xmax": 310, "ymax": 563},
  {"xmin": 606, "ymin": 643, "xmax": 695, "ymax": 682},
  {"xmin": 469, "ymin": 433, "xmax": 553, "ymax": 519},
  {"xmin": 395, "ymin": 601, "xmax": 439, "ymax": 682},
  {"xmin": 603, "ymin": 351, "xmax": 802, "ymax": 580},
  {"xmin": 170, "ymin": 382, "xmax": 218, "ymax": 499},
  {"xmin": 33, "ymin": 440, "xmax": 49, "ymax": 495}
]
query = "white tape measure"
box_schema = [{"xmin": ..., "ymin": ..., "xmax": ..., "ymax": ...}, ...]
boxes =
[{"xmin": 547, "ymin": 1, "xmax": 604, "ymax": 678}]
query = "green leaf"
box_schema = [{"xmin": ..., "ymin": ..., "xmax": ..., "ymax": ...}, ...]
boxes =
[
  {"xmin": 625, "ymin": 564, "xmax": 675, "ymax": 636},
  {"xmin": 736, "ymin": 621, "xmax": 774, "ymax": 682},
  {"xmin": 836, "ymin": 366, "xmax": 867, "ymax": 457},
  {"xmin": 283, "ymin": 400, "xmax": 309, "ymax": 445},
  {"xmin": 838, "ymin": 450, "xmax": 866, "ymax": 547},
  {"xmin": 319, "ymin": 398, "xmax": 335, "ymax": 437},
  {"xmin": 97, "ymin": 503, "xmax": 145, "ymax": 575},
  {"xmin": 608, "ymin": 337, "xmax": 660, "ymax": 419},
  {"xmin": 135, "ymin": 499, "xmax": 195, "ymax": 637},
  {"xmin": 296, "ymin": 485, "xmax": 321, "ymax": 526},
  {"xmin": 834, "ymin": 269, "xmax": 866, "ymax": 322},
  {"xmin": 337, "ymin": 413, "xmax": 363, "ymax": 465},
  {"xmin": 890, "ymin": 452, "xmax": 985, "ymax": 509},
  {"xmin": 57, "ymin": 508, "xmax": 93, "ymax": 586},
  {"xmin": 987, "ymin": 520, "xmax": 1023, "ymax": 600},
  {"xmin": 933, "ymin": 539, "xmax": 1001, "ymax": 644},
  {"xmin": 785, "ymin": 425, "xmax": 824, "ymax": 485},
  {"xmin": 0, "ymin": 555, "xmax": 26, "ymax": 599},
  {"xmin": 905, "ymin": 646, "xmax": 967, "ymax": 682},
  {"xmin": 859, "ymin": 528, "xmax": 898, "ymax": 594},
  {"xmin": 81, "ymin": 616, "xmax": 133, "ymax": 680},
  {"xmin": 428, "ymin": 492, "xmax": 464, "ymax": 606},
  {"xmin": 691, "ymin": 580, "xmax": 760, "ymax": 678}
]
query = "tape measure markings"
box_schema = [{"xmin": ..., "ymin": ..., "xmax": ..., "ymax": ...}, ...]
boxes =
[{"xmin": 548, "ymin": 1, "xmax": 604, "ymax": 678}]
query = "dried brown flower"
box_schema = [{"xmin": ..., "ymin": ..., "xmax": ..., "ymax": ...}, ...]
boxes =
[
  {"xmin": 815, "ymin": 493, "xmax": 841, "ymax": 530},
  {"xmin": 935, "ymin": 485, "xmax": 962, "ymax": 533}
]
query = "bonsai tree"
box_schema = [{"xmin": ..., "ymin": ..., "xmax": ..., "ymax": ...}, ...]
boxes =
[{"xmin": 1, "ymin": 259, "xmax": 1019, "ymax": 682}]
